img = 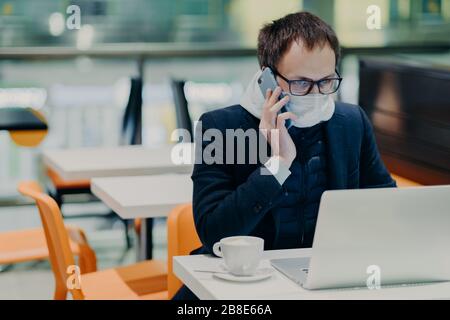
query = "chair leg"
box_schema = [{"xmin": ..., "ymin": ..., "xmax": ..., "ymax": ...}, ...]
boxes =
[
  {"xmin": 122, "ymin": 219, "xmax": 132, "ymax": 250},
  {"xmin": 53, "ymin": 283, "xmax": 68, "ymax": 300}
]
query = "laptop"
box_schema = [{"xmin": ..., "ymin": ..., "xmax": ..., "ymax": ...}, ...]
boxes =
[{"xmin": 271, "ymin": 185, "xmax": 450, "ymax": 290}]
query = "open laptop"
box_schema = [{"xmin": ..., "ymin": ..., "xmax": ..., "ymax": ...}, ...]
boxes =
[{"xmin": 271, "ymin": 185, "xmax": 450, "ymax": 290}]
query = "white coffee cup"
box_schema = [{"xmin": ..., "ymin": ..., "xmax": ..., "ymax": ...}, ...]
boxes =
[{"xmin": 212, "ymin": 236, "xmax": 264, "ymax": 276}]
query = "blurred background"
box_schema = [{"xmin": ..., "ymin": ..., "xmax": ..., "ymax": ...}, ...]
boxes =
[{"xmin": 0, "ymin": 0, "xmax": 449, "ymax": 299}]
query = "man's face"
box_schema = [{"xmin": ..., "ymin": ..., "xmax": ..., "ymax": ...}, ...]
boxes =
[{"xmin": 275, "ymin": 39, "xmax": 336, "ymax": 95}]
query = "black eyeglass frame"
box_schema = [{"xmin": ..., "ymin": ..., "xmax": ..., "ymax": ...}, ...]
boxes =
[{"xmin": 272, "ymin": 68, "xmax": 343, "ymax": 96}]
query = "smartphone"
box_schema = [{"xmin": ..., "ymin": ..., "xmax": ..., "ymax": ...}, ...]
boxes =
[{"xmin": 257, "ymin": 67, "xmax": 292, "ymax": 129}]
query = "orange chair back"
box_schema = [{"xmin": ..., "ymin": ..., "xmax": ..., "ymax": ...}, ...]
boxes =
[
  {"xmin": 17, "ymin": 181, "xmax": 84, "ymax": 300},
  {"xmin": 167, "ymin": 203, "xmax": 202, "ymax": 299},
  {"xmin": 390, "ymin": 174, "xmax": 421, "ymax": 187}
]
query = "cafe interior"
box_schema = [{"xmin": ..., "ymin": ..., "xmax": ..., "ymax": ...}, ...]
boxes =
[{"xmin": 0, "ymin": 0, "xmax": 449, "ymax": 300}]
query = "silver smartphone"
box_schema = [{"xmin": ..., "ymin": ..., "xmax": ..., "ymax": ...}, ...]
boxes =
[{"xmin": 257, "ymin": 67, "xmax": 292, "ymax": 129}]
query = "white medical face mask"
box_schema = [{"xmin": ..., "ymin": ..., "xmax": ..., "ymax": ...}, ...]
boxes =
[
  {"xmin": 286, "ymin": 93, "xmax": 335, "ymax": 128},
  {"xmin": 239, "ymin": 70, "xmax": 335, "ymax": 128}
]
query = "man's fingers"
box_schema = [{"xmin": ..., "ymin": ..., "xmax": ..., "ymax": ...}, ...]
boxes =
[
  {"xmin": 263, "ymin": 87, "xmax": 281, "ymax": 112},
  {"xmin": 276, "ymin": 112, "xmax": 298, "ymax": 129},
  {"xmin": 268, "ymin": 86, "xmax": 282, "ymax": 106},
  {"xmin": 269, "ymin": 95, "xmax": 290, "ymax": 113},
  {"xmin": 262, "ymin": 89, "xmax": 274, "ymax": 115},
  {"xmin": 262, "ymin": 87, "xmax": 290, "ymax": 129},
  {"xmin": 277, "ymin": 112, "xmax": 297, "ymax": 122}
]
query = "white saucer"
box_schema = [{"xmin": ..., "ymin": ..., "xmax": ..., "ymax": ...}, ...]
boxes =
[{"xmin": 213, "ymin": 267, "xmax": 275, "ymax": 283}]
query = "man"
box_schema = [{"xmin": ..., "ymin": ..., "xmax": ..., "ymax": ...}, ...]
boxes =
[{"xmin": 173, "ymin": 11, "xmax": 396, "ymax": 300}]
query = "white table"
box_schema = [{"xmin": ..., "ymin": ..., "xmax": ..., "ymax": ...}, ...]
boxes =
[
  {"xmin": 43, "ymin": 143, "xmax": 193, "ymax": 181},
  {"xmin": 43, "ymin": 143, "xmax": 193, "ymax": 260},
  {"xmin": 174, "ymin": 249, "xmax": 450, "ymax": 300},
  {"xmin": 91, "ymin": 174, "xmax": 192, "ymax": 260},
  {"xmin": 91, "ymin": 174, "xmax": 193, "ymax": 220}
]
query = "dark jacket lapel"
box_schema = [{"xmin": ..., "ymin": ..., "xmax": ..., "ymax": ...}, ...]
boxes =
[{"xmin": 324, "ymin": 107, "xmax": 349, "ymax": 190}]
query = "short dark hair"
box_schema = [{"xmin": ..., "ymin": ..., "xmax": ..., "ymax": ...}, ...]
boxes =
[{"xmin": 257, "ymin": 12, "xmax": 340, "ymax": 69}]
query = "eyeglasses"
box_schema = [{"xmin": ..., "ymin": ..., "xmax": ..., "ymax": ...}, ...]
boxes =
[{"xmin": 272, "ymin": 68, "xmax": 343, "ymax": 96}]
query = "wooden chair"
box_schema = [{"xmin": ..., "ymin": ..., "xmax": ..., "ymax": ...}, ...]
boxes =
[
  {"xmin": 17, "ymin": 181, "xmax": 167, "ymax": 300},
  {"xmin": 0, "ymin": 226, "xmax": 96, "ymax": 274},
  {"xmin": 167, "ymin": 203, "xmax": 202, "ymax": 299}
]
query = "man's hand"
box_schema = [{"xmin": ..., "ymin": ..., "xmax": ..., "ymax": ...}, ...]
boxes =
[{"xmin": 259, "ymin": 86, "xmax": 298, "ymax": 168}]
